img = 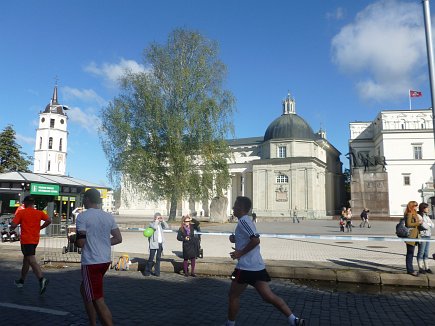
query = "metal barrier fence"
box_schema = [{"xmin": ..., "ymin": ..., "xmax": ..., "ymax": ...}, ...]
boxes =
[{"xmin": 41, "ymin": 224, "xmax": 117, "ymax": 265}]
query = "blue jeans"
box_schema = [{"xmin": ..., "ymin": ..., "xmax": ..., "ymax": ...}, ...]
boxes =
[
  {"xmin": 145, "ymin": 243, "xmax": 163, "ymax": 276},
  {"xmin": 417, "ymin": 236, "xmax": 431, "ymax": 261},
  {"xmin": 406, "ymin": 244, "xmax": 416, "ymax": 273}
]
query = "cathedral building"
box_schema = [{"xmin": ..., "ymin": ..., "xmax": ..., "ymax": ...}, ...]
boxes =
[{"xmin": 119, "ymin": 94, "xmax": 345, "ymax": 219}]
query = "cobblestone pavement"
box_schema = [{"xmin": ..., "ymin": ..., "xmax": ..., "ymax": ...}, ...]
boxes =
[{"xmin": 1, "ymin": 257, "xmax": 435, "ymax": 326}]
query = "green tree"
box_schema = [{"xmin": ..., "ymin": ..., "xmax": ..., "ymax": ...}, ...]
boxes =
[
  {"xmin": 100, "ymin": 29, "xmax": 235, "ymax": 220},
  {"xmin": 0, "ymin": 125, "xmax": 32, "ymax": 173}
]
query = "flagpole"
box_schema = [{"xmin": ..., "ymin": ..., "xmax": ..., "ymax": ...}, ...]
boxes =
[
  {"xmin": 409, "ymin": 89, "xmax": 412, "ymax": 110},
  {"xmin": 423, "ymin": 0, "xmax": 435, "ymax": 145}
]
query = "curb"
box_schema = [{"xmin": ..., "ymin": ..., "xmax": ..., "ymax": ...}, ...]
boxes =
[{"xmin": 113, "ymin": 256, "xmax": 435, "ymax": 288}]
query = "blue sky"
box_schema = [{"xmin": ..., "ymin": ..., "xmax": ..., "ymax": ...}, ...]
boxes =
[{"xmin": 0, "ymin": 0, "xmax": 431, "ymax": 187}]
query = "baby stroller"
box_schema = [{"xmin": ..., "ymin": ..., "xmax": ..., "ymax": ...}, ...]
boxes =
[
  {"xmin": 62, "ymin": 225, "xmax": 81, "ymax": 254},
  {"xmin": 339, "ymin": 217, "xmax": 345, "ymax": 232},
  {"xmin": 192, "ymin": 218, "xmax": 203, "ymax": 259}
]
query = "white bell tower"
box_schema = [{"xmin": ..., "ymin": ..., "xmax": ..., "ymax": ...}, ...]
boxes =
[{"xmin": 33, "ymin": 85, "xmax": 68, "ymax": 175}]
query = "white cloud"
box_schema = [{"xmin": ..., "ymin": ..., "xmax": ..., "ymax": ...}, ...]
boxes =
[
  {"xmin": 331, "ymin": 0, "xmax": 427, "ymax": 101},
  {"xmin": 62, "ymin": 86, "xmax": 107, "ymax": 106},
  {"xmin": 326, "ymin": 7, "xmax": 345, "ymax": 21},
  {"xmin": 84, "ymin": 58, "xmax": 147, "ymax": 86},
  {"xmin": 67, "ymin": 106, "xmax": 101, "ymax": 134},
  {"xmin": 16, "ymin": 133, "xmax": 34, "ymax": 145}
]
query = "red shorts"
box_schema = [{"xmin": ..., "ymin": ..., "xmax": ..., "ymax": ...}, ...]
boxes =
[{"xmin": 81, "ymin": 262, "xmax": 111, "ymax": 302}]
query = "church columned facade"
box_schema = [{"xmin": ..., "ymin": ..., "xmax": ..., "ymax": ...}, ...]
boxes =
[
  {"xmin": 225, "ymin": 94, "xmax": 343, "ymax": 218},
  {"xmin": 119, "ymin": 94, "xmax": 345, "ymax": 219}
]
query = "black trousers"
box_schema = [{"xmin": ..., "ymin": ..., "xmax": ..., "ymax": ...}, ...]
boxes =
[{"xmin": 145, "ymin": 243, "xmax": 163, "ymax": 276}]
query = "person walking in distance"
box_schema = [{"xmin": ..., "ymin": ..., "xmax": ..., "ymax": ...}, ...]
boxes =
[
  {"xmin": 76, "ymin": 188, "xmax": 122, "ymax": 326},
  {"xmin": 10, "ymin": 196, "xmax": 51, "ymax": 294},
  {"xmin": 224, "ymin": 196, "xmax": 305, "ymax": 326},
  {"xmin": 359, "ymin": 208, "xmax": 371, "ymax": 228},
  {"xmin": 144, "ymin": 212, "xmax": 169, "ymax": 277},
  {"xmin": 292, "ymin": 207, "xmax": 300, "ymax": 223}
]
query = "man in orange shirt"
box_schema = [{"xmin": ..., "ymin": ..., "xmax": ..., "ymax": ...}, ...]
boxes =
[{"xmin": 10, "ymin": 196, "xmax": 51, "ymax": 294}]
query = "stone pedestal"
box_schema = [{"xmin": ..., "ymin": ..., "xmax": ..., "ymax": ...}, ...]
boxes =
[
  {"xmin": 209, "ymin": 196, "xmax": 228, "ymax": 223},
  {"xmin": 350, "ymin": 168, "xmax": 389, "ymax": 218}
]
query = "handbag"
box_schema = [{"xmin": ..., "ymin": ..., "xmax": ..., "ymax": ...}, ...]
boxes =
[{"xmin": 396, "ymin": 218, "xmax": 410, "ymax": 238}]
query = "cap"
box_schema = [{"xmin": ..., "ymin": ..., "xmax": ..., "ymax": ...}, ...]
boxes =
[
  {"xmin": 83, "ymin": 188, "xmax": 102, "ymax": 204},
  {"xmin": 154, "ymin": 212, "xmax": 162, "ymax": 218}
]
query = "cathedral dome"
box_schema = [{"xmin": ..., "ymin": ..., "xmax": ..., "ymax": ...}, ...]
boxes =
[
  {"xmin": 263, "ymin": 94, "xmax": 315, "ymax": 141},
  {"xmin": 264, "ymin": 114, "xmax": 316, "ymax": 141}
]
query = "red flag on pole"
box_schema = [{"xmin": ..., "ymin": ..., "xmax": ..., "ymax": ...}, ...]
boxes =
[{"xmin": 410, "ymin": 90, "xmax": 422, "ymax": 97}]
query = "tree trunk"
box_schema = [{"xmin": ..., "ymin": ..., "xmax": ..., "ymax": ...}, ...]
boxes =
[{"xmin": 168, "ymin": 194, "xmax": 178, "ymax": 221}]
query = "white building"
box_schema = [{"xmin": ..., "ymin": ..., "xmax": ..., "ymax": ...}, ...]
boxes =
[
  {"xmin": 102, "ymin": 190, "xmax": 116, "ymax": 213},
  {"xmin": 33, "ymin": 85, "xmax": 68, "ymax": 175},
  {"xmin": 120, "ymin": 94, "xmax": 345, "ymax": 219},
  {"xmin": 349, "ymin": 109, "xmax": 435, "ymax": 217}
]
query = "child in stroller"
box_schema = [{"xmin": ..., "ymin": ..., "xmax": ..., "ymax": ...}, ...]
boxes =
[{"xmin": 62, "ymin": 224, "xmax": 81, "ymax": 254}]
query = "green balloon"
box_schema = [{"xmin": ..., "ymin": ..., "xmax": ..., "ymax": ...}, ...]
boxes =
[{"xmin": 143, "ymin": 227, "xmax": 154, "ymax": 238}]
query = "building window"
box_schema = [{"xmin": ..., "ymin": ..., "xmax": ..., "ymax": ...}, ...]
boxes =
[
  {"xmin": 48, "ymin": 137, "xmax": 53, "ymax": 149},
  {"xmin": 50, "ymin": 119, "xmax": 55, "ymax": 128},
  {"xmin": 413, "ymin": 146, "xmax": 422, "ymax": 160},
  {"xmin": 39, "ymin": 137, "xmax": 42, "ymax": 149},
  {"xmin": 400, "ymin": 119, "xmax": 406, "ymax": 130},
  {"xmin": 276, "ymin": 174, "xmax": 289, "ymax": 183},
  {"xmin": 59, "ymin": 138, "xmax": 63, "ymax": 151},
  {"xmin": 48, "ymin": 161, "xmax": 51, "ymax": 171},
  {"xmin": 278, "ymin": 146, "xmax": 286, "ymax": 158},
  {"xmin": 403, "ymin": 175, "xmax": 410, "ymax": 186}
]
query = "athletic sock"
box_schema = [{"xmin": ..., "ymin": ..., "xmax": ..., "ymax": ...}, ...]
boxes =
[{"xmin": 288, "ymin": 314, "xmax": 296, "ymax": 325}]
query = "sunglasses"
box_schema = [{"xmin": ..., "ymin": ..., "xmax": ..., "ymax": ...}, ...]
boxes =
[{"xmin": 184, "ymin": 220, "xmax": 191, "ymax": 223}]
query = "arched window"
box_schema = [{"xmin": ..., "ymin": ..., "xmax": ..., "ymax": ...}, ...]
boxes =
[
  {"xmin": 48, "ymin": 137, "xmax": 53, "ymax": 149},
  {"xmin": 39, "ymin": 137, "xmax": 42, "ymax": 149},
  {"xmin": 276, "ymin": 174, "xmax": 289, "ymax": 183},
  {"xmin": 59, "ymin": 138, "xmax": 63, "ymax": 151},
  {"xmin": 400, "ymin": 119, "xmax": 406, "ymax": 130}
]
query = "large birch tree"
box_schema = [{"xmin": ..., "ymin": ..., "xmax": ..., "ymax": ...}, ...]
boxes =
[{"xmin": 100, "ymin": 29, "xmax": 235, "ymax": 220}]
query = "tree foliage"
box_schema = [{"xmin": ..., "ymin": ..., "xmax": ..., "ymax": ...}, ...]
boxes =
[
  {"xmin": 0, "ymin": 125, "xmax": 32, "ymax": 173},
  {"xmin": 100, "ymin": 29, "xmax": 235, "ymax": 219}
]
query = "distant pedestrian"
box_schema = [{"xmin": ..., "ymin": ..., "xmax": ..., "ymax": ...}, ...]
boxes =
[
  {"xmin": 177, "ymin": 215, "xmax": 200, "ymax": 277},
  {"xmin": 144, "ymin": 212, "xmax": 169, "ymax": 277},
  {"xmin": 76, "ymin": 188, "xmax": 123, "ymax": 326},
  {"xmin": 339, "ymin": 207, "xmax": 346, "ymax": 232},
  {"xmin": 252, "ymin": 212, "xmax": 257, "ymax": 223},
  {"xmin": 359, "ymin": 208, "xmax": 371, "ymax": 228},
  {"xmin": 345, "ymin": 208, "xmax": 352, "ymax": 232},
  {"xmin": 403, "ymin": 200, "xmax": 422, "ymax": 276},
  {"xmin": 292, "ymin": 208, "xmax": 300, "ymax": 223},
  {"xmin": 10, "ymin": 196, "xmax": 51, "ymax": 294},
  {"xmin": 224, "ymin": 196, "xmax": 305, "ymax": 326},
  {"xmin": 416, "ymin": 203, "xmax": 434, "ymax": 274}
]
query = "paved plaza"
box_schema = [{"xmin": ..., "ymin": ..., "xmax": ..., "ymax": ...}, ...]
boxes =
[{"xmin": 1, "ymin": 218, "xmax": 435, "ymax": 325}]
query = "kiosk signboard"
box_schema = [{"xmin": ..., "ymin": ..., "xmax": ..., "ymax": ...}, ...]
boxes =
[{"xmin": 30, "ymin": 183, "xmax": 60, "ymax": 195}]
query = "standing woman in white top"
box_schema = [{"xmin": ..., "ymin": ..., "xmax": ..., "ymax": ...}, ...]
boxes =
[{"xmin": 417, "ymin": 202, "xmax": 434, "ymax": 274}]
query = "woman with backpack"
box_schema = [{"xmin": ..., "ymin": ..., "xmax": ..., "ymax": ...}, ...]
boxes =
[
  {"xmin": 404, "ymin": 201, "xmax": 423, "ymax": 276},
  {"xmin": 417, "ymin": 203, "xmax": 434, "ymax": 274}
]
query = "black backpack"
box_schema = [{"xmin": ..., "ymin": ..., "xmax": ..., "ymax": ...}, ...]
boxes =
[{"xmin": 395, "ymin": 218, "xmax": 410, "ymax": 238}]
